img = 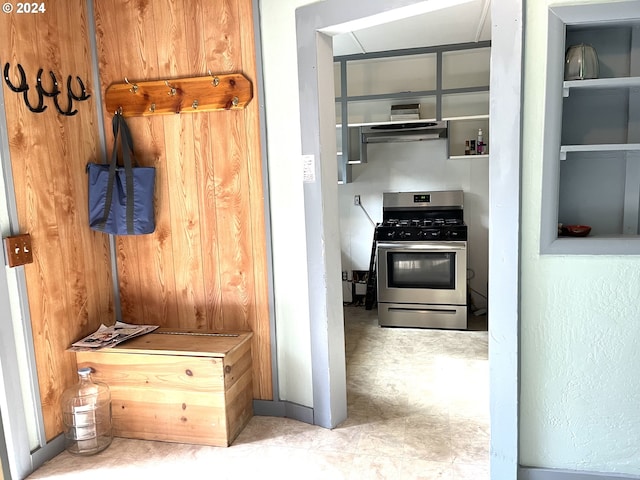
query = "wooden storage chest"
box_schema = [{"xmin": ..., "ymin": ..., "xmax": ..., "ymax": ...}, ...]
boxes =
[{"xmin": 75, "ymin": 330, "xmax": 253, "ymax": 447}]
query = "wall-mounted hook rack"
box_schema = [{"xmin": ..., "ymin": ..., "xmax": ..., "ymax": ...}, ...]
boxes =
[{"xmin": 105, "ymin": 72, "xmax": 252, "ymax": 117}]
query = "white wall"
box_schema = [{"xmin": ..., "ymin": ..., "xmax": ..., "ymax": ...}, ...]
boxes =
[
  {"xmin": 520, "ymin": 0, "xmax": 640, "ymax": 474},
  {"xmin": 259, "ymin": 0, "xmax": 316, "ymax": 406},
  {"xmin": 338, "ymin": 141, "xmax": 489, "ymax": 309}
]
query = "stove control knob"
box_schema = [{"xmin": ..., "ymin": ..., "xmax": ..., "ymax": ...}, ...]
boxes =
[
  {"xmin": 399, "ymin": 231, "xmax": 410, "ymax": 239},
  {"xmin": 386, "ymin": 231, "xmax": 396, "ymax": 239}
]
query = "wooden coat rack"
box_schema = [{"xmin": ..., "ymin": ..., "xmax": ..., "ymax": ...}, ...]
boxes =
[{"xmin": 104, "ymin": 72, "xmax": 252, "ymax": 117}]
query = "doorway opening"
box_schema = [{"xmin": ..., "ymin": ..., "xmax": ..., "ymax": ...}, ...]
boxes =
[{"xmin": 295, "ymin": 0, "xmax": 522, "ymax": 476}]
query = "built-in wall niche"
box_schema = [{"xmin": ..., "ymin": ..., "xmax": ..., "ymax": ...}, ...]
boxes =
[{"xmin": 541, "ymin": 0, "xmax": 640, "ymax": 254}]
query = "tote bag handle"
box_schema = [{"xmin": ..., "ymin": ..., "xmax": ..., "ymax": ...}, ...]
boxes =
[{"xmin": 97, "ymin": 113, "xmax": 136, "ymax": 233}]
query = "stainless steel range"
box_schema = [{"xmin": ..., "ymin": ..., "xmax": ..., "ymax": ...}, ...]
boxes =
[{"xmin": 376, "ymin": 190, "xmax": 467, "ymax": 329}]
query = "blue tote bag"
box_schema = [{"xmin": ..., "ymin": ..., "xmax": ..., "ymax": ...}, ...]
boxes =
[{"xmin": 87, "ymin": 113, "xmax": 155, "ymax": 235}]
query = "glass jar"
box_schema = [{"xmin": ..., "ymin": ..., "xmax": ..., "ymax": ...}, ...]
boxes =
[{"xmin": 61, "ymin": 367, "xmax": 112, "ymax": 455}]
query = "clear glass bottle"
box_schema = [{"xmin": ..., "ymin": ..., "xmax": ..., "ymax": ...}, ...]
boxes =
[{"xmin": 61, "ymin": 367, "xmax": 112, "ymax": 455}]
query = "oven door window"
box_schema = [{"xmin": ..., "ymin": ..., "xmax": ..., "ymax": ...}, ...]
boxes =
[{"xmin": 387, "ymin": 251, "xmax": 455, "ymax": 289}]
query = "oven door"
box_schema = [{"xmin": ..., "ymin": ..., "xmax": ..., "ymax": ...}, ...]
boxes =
[{"xmin": 376, "ymin": 241, "xmax": 467, "ymax": 305}]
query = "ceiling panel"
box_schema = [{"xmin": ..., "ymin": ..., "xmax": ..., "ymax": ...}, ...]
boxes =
[{"xmin": 333, "ymin": 0, "xmax": 491, "ymax": 57}]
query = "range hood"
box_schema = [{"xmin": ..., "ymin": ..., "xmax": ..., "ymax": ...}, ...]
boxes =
[{"xmin": 360, "ymin": 121, "xmax": 448, "ymax": 143}]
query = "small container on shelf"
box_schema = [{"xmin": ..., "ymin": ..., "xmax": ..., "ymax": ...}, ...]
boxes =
[
  {"xmin": 564, "ymin": 44, "xmax": 599, "ymax": 81},
  {"xmin": 477, "ymin": 128, "xmax": 484, "ymax": 155},
  {"xmin": 559, "ymin": 224, "xmax": 592, "ymax": 237}
]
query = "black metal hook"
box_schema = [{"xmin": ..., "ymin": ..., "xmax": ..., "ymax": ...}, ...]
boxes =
[
  {"xmin": 4, "ymin": 63, "xmax": 28, "ymax": 93},
  {"xmin": 22, "ymin": 88, "xmax": 47, "ymax": 113},
  {"xmin": 36, "ymin": 69, "xmax": 60, "ymax": 97},
  {"xmin": 6, "ymin": 64, "xmax": 86, "ymax": 115},
  {"xmin": 67, "ymin": 75, "xmax": 90, "ymax": 101},
  {"xmin": 53, "ymin": 91, "xmax": 77, "ymax": 116}
]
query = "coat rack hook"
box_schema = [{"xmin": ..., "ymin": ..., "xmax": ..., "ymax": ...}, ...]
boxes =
[
  {"xmin": 125, "ymin": 77, "xmax": 138, "ymax": 94},
  {"xmin": 36, "ymin": 69, "xmax": 60, "ymax": 97},
  {"xmin": 232, "ymin": 96, "xmax": 239, "ymax": 107},
  {"xmin": 4, "ymin": 63, "xmax": 28, "ymax": 93},
  {"xmin": 116, "ymin": 106, "xmax": 123, "ymax": 115},
  {"xmin": 192, "ymin": 100, "xmax": 199, "ymax": 109},
  {"xmin": 208, "ymin": 69, "xmax": 220, "ymax": 87},
  {"xmin": 149, "ymin": 103, "xmax": 156, "ymax": 113},
  {"xmin": 53, "ymin": 91, "xmax": 78, "ymax": 116},
  {"xmin": 68, "ymin": 75, "xmax": 91, "ymax": 101},
  {"xmin": 23, "ymin": 88, "xmax": 47, "ymax": 113},
  {"xmin": 165, "ymin": 80, "xmax": 177, "ymax": 96}
]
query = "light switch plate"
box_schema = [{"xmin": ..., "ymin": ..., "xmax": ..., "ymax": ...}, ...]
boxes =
[{"xmin": 4, "ymin": 234, "xmax": 33, "ymax": 267}]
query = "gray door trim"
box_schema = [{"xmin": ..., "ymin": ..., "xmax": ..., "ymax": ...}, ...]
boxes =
[
  {"xmin": 0, "ymin": 411, "xmax": 9, "ymax": 480},
  {"xmin": 0, "ymin": 270, "xmax": 31, "ymax": 479},
  {"xmin": 488, "ymin": 0, "xmax": 523, "ymax": 478},
  {"xmin": 520, "ymin": 466, "xmax": 640, "ymax": 480}
]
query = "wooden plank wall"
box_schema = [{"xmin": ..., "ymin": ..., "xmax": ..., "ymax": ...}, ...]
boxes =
[
  {"xmin": 0, "ymin": 2, "xmax": 114, "ymax": 440},
  {"xmin": 1, "ymin": 0, "xmax": 271, "ymax": 442},
  {"xmin": 93, "ymin": 0, "xmax": 272, "ymax": 400}
]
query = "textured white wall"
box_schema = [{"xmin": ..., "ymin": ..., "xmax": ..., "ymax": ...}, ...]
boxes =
[{"xmin": 520, "ymin": 0, "xmax": 640, "ymax": 474}]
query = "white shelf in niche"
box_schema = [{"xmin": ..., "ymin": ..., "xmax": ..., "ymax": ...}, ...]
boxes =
[
  {"xmin": 442, "ymin": 114, "xmax": 489, "ymax": 121},
  {"xmin": 560, "ymin": 144, "xmax": 640, "ymax": 160},
  {"xmin": 562, "ymin": 76, "xmax": 640, "ymax": 97},
  {"xmin": 337, "ymin": 118, "xmax": 438, "ymax": 128},
  {"xmin": 449, "ymin": 154, "xmax": 489, "ymax": 160}
]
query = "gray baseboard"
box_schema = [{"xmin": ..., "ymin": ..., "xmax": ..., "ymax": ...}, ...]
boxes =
[
  {"xmin": 29, "ymin": 434, "xmax": 65, "ymax": 475},
  {"xmin": 253, "ymin": 400, "xmax": 314, "ymax": 425},
  {"xmin": 520, "ymin": 467, "xmax": 640, "ymax": 480}
]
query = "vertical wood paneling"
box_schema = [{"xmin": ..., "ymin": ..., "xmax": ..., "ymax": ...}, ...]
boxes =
[
  {"xmin": 95, "ymin": 0, "xmax": 183, "ymax": 325},
  {"xmin": 194, "ymin": 113, "xmax": 225, "ymax": 328},
  {"xmin": 237, "ymin": 0, "xmax": 272, "ymax": 397},
  {"xmin": 0, "ymin": 0, "xmax": 272, "ymax": 440},
  {"xmin": 94, "ymin": 0, "xmax": 272, "ymax": 399},
  {"xmin": 212, "ymin": 110, "xmax": 254, "ymax": 331},
  {"xmin": 0, "ymin": 2, "xmax": 113, "ymax": 440},
  {"xmin": 156, "ymin": 0, "xmax": 208, "ymax": 328}
]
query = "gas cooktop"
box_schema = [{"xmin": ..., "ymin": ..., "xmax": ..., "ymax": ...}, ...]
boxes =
[
  {"xmin": 376, "ymin": 190, "xmax": 468, "ymax": 241},
  {"xmin": 375, "ymin": 221, "xmax": 467, "ymax": 241}
]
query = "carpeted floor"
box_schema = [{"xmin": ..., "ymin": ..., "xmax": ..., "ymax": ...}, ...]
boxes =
[{"xmin": 27, "ymin": 306, "xmax": 489, "ymax": 480}]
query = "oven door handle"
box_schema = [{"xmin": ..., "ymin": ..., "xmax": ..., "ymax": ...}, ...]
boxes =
[
  {"xmin": 388, "ymin": 307, "xmax": 459, "ymax": 315},
  {"xmin": 376, "ymin": 241, "xmax": 467, "ymax": 251}
]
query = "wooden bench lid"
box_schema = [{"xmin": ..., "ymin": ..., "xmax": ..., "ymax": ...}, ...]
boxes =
[{"xmin": 107, "ymin": 329, "xmax": 253, "ymax": 357}]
